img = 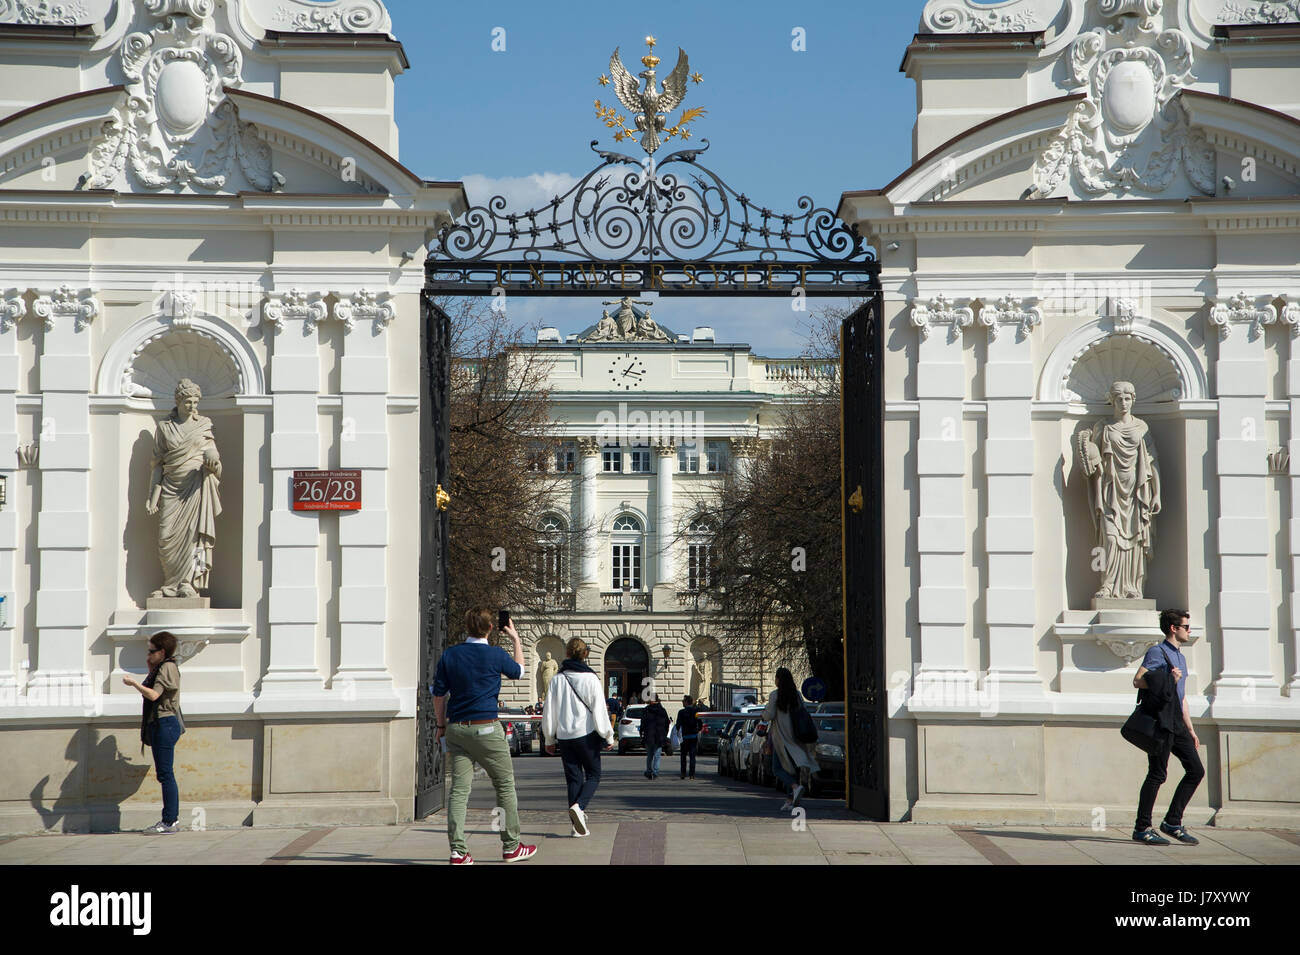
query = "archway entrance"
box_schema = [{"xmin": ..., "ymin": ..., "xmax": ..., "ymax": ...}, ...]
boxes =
[
  {"xmin": 603, "ymin": 637, "xmax": 650, "ymax": 705},
  {"xmin": 415, "ymin": 84, "xmax": 884, "ymax": 818}
]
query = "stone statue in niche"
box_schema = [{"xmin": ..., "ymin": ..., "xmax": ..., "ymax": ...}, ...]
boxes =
[
  {"xmin": 691, "ymin": 654, "xmax": 713, "ymax": 702},
  {"xmin": 146, "ymin": 378, "xmax": 222, "ymax": 600},
  {"xmin": 1076, "ymin": 380, "xmax": 1160, "ymax": 600},
  {"xmin": 538, "ymin": 651, "xmax": 559, "ymax": 700}
]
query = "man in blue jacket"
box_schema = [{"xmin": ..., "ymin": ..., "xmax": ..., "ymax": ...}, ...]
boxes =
[
  {"xmin": 1131, "ymin": 609, "xmax": 1203, "ymax": 846},
  {"xmin": 433, "ymin": 609, "xmax": 537, "ymax": 865}
]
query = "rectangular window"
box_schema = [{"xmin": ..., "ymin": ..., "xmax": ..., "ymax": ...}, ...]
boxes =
[
  {"xmin": 554, "ymin": 442, "xmax": 576, "ymax": 473},
  {"xmin": 602, "ymin": 445, "xmax": 622, "ymax": 473},
  {"xmin": 629, "ymin": 445, "xmax": 652, "ymax": 473},
  {"xmin": 705, "ymin": 440, "xmax": 729, "ymax": 474},
  {"xmin": 611, "ymin": 544, "xmax": 642, "ymax": 590},
  {"xmin": 688, "ymin": 543, "xmax": 714, "ymax": 590},
  {"xmin": 525, "ymin": 441, "xmax": 547, "ymax": 473},
  {"xmin": 677, "ymin": 442, "xmax": 700, "ymax": 473}
]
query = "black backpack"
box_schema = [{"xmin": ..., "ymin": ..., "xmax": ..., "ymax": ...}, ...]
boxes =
[{"xmin": 791, "ymin": 700, "xmax": 818, "ymax": 744}]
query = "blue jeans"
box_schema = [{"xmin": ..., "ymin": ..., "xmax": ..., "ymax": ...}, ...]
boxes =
[
  {"xmin": 150, "ymin": 716, "xmax": 182, "ymax": 825},
  {"xmin": 645, "ymin": 745, "xmax": 662, "ymax": 776},
  {"xmin": 770, "ymin": 746, "xmax": 798, "ymax": 794}
]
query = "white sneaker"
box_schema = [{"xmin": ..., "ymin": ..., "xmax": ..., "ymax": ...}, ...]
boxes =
[
  {"xmin": 791, "ymin": 784, "xmax": 805, "ymax": 808},
  {"xmin": 571, "ymin": 827, "xmax": 589, "ymax": 838},
  {"xmin": 568, "ymin": 803, "xmax": 589, "ymax": 836},
  {"xmin": 142, "ymin": 820, "xmax": 179, "ymax": 834}
]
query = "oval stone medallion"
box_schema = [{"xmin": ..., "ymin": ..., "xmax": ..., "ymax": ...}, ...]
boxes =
[
  {"xmin": 1102, "ymin": 60, "xmax": 1156, "ymax": 134},
  {"xmin": 155, "ymin": 59, "xmax": 209, "ymax": 134}
]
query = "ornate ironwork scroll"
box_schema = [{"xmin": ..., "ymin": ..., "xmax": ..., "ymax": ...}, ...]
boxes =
[{"xmin": 427, "ymin": 140, "xmax": 877, "ymax": 295}]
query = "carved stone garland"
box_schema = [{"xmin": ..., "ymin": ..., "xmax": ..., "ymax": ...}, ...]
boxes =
[
  {"xmin": 84, "ymin": 5, "xmax": 283, "ymax": 192},
  {"xmin": 1030, "ymin": 5, "xmax": 1215, "ymax": 198}
]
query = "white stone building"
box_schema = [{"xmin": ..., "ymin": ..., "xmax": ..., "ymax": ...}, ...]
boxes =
[
  {"xmin": 498, "ymin": 299, "xmax": 831, "ymax": 711},
  {"xmin": 0, "ymin": 0, "xmax": 464, "ymax": 831},
  {"xmin": 838, "ymin": 0, "xmax": 1300, "ymax": 826}
]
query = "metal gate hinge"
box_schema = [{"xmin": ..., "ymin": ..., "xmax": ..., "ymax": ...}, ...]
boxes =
[{"xmin": 847, "ymin": 485, "xmax": 863, "ymax": 514}]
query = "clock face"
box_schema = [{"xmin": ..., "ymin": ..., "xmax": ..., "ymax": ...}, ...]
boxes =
[{"xmin": 607, "ymin": 353, "xmax": 647, "ymax": 390}]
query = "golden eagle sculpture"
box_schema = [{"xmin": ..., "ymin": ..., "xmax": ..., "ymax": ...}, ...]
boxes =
[{"xmin": 597, "ymin": 36, "xmax": 704, "ymax": 155}]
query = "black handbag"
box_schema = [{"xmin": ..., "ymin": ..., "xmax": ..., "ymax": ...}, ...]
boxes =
[
  {"xmin": 791, "ymin": 701, "xmax": 818, "ymax": 744},
  {"xmin": 1120, "ymin": 645, "xmax": 1175, "ymax": 754}
]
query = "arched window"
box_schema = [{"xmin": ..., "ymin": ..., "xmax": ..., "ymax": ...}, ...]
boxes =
[
  {"xmin": 535, "ymin": 514, "xmax": 568, "ymax": 592},
  {"xmin": 687, "ymin": 517, "xmax": 714, "ymax": 591},
  {"xmin": 610, "ymin": 514, "xmax": 643, "ymax": 590}
]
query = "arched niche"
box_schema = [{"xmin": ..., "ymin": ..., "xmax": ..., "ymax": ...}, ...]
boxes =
[
  {"xmin": 534, "ymin": 634, "xmax": 565, "ymax": 701},
  {"xmin": 688, "ymin": 635, "xmax": 722, "ymax": 703},
  {"xmin": 109, "ymin": 313, "xmax": 258, "ymax": 610},
  {"xmin": 1039, "ymin": 318, "xmax": 1205, "ymax": 409}
]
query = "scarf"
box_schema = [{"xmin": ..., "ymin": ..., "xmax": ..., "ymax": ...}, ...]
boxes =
[{"xmin": 559, "ymin": 658, "xmax": 594, "ymax": 675}]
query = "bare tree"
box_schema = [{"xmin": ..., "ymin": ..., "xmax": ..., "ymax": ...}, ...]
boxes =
[
  {"xmin": 678, "ymin": 305, "xmax": 851, "ymax": 697},
  {"xmin": 440, "ymin": 297, "xmax": 588, "ymax": 643}
]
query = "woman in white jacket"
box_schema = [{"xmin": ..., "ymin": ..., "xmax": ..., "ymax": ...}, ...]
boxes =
[{"xmin": 542, "ymin": 638, "xmax": 616, "ymax": 837}]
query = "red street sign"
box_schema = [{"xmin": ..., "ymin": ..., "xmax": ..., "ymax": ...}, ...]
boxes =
[{"xmin": 292, "ymin": 469, "xmax": 362, "ymax": 511}]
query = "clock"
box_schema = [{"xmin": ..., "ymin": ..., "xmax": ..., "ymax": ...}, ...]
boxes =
[{"xmin": 607, "ymin": 353, "xmax": 647, "ymax": 390}]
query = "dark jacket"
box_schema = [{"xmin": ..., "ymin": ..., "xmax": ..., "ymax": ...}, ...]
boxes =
[
  {"xmin": 1138, "ymin": 665, "xmax": 1182, "ymax": 737},
  {"xmin": 676, "ymin": 705, "xmax": 702, "ymax": 739},
  {"xmin": 640, "ymin": 701, "xmax": 670, "ymax": 748}
]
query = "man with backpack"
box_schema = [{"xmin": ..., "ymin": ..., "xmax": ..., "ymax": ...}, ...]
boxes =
[{"xmin": 1131, "ymin": 609, "xmax": 1203, "ymax": 846}]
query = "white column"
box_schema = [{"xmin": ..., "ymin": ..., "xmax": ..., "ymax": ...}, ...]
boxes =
[
  {"xmin": 29, "ymin": 286, "xmax": 98, "ymax": 697},
  {"xmin": 257, "ymin": 289, "xmax": 327, "ymax": 701},
  {"xmin": 1281, "ymin": 296, "xmax": 1300, "ymax": 691},
  {"xmin": 576, "ymin": 437, "xmax": 601, "ymax": 609},
  {"xmin": 978, "ymin": 297, "xmax": 1044, "ymax": 699},
  {"xmin": 729, "ymin": 436, "xmax": 758, "ymax": 484},
  {"xmin": 910, "ymin": 296, "xmax": 973, "ymax": 692},
  {"xmin": 333, "ymin": 290, "xmax": 397, "ymax": 702},
  {"xmin": 0, "ymin": 291, "xmax": 23, "ymax": 692},
  {"xmin": 1208, "ymin": 293, "xmax": 1279, "ymax": 704},
  {"xmin": 653, "ymin": 442, "xmax": 676, "ymax": 606}
]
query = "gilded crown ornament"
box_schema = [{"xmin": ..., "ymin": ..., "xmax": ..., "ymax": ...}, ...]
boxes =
[{"xmin": 595, "ymin": 35, "xmax": 705, "ymax": 155}]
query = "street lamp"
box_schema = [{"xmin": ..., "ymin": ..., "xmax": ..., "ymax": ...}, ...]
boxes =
[{"xmin": 661, "ymin": 643, "xmax": 672, "ymax": 660}]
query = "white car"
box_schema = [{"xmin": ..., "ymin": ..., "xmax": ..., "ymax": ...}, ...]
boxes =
[{"xmin": 616, "ymin": 703, "xmax": 675, "ymax": 756}]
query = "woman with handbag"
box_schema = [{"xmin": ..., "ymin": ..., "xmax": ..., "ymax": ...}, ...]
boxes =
[
  {"xmin": 762, "ymin": 667, "xmax": 820, "ymax": 811},
  {"xmin": 541, "ymin": 638, "xmax": 616, "ymax": 837},
  {"xmin": 123, "ymin": 630, "xmax": 185, "ymax": 834}
]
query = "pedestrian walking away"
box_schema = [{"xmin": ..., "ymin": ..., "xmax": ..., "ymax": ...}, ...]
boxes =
[
  {"xmin": 123, "ymin": 630, "xmax": 186, "ymax": 834},
  {"xmin": 640, "ymin": 694, "xmax": 670, "ymax": 778},
  {"xmin": 1131, "ymin": 609, "xmax": 1204, "ymax": 846},
  {"xmin": 763, "ymin": 667, "xmax": 820, "ymax": 812},
  {"xmin": 541, "ymin": 637, "xmax": 615, "ymax": 837},
  {"xmin": 432, "ymin": 609, "xmax": 537, "ymax": 865},
  {"xmin": 676, "ymin": 695, "xmax": 702, "ymax": 779}
]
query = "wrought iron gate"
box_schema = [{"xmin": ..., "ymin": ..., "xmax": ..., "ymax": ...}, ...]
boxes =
[
  {"xmin": 841, "ymin": 293, "xmax": 887, "ymax": 819},
  {"xmin": 415, "ymin": 293, "xmax": 451, "ymax": 819}
]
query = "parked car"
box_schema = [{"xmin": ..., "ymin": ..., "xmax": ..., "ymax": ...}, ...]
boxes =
[
  {"xmin": 617, "ymin": 703, "xmax": 675, "ymax": 756},
  {"xmin": 809, "ymin": 714, "xmax": 845, "ymax": 797},
  {"xmin": 694, "ymin": 712, "xmax": 736, "ymax": 756},
  {"xmin": 498, "ymin": 719, "xmax": 520, "ymax": 756},
  {"xmin": 812, "ymin": 701, "xmax": 844, "ymax": 715},
  {"xmin": 715, "ymin": 717, "xmax": 747, "ymax": 776},
  {"xmin": 498, "ymin": 708, "xmax": 536, "ymax": 754},
  {"xmin": 746, "ymin": 719, "xmax": 772, "ymax": 785},
  {"xmin": 731, "ymin": 717, "xmax": 762, "ymax": 781}
]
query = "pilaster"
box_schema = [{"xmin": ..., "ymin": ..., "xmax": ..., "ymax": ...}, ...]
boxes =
[
  {"xmin": 653, "ymin": 441, "xmax": 676, "ymax": 606},
  {"xmin": 1281, "ymin": 296, "xmax": 1300, "ymax": 691},
  {"xmin": 978, "ymin": 295, "xmax": 1043, "ymax": 699},
  {"xmin": 29, "ymin": 286, "xmax": 97, "ymax": 697},
  {"xmin": 0, "ymin": 290, "xmax": 23, "ymax": 691},
  {"xmin": 910, "ymin": 295, "xmax": 973, "ymax": 692},
  {"xmin": 576, "ymin": 437, "xmax": 601, "ymax": 610},
  {"xmin": 256, "ymin": 289, "xmax": 327, "ymax": 703},
  {"xmin": 1207, "ymin": 292, "xmax": 1279, "ymax": 703}
]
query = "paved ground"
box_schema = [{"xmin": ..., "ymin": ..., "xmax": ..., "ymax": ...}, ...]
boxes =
[{"xmin": 4, "ymin": 754, "xmax": 1300, "ymax": 865}]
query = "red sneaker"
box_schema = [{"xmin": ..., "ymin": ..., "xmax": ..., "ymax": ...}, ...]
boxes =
[
  {"xmin": 449, "ymin": 851, "xmax": 474, "ymax": 865},
  {"xmin": 502, "ymin": 843, "xmax": 537, "ymax": 863}
]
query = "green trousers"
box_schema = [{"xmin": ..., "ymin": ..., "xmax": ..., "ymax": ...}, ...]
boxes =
[{"xmin": 445, "ymin": 721, "xmax": 520, "ymax": 854}]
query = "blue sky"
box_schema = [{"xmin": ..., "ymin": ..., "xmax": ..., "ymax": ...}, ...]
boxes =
[{"xmin": 383, "ymin": 0, "xmax": 927, "ymax": 355}]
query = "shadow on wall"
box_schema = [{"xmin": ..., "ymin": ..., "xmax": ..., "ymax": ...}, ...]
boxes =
[
  {"xmin": 28, "ymin": 728, "xmax": 151, "ymax": 833},
  {"xmin": 124, "ymin": 428, "xmax": 155, "ymax": 608}
]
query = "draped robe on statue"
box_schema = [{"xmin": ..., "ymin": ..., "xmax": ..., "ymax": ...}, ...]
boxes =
[
  {"xmin": 1085, "ymin": 417, "xmax": 1159, "ymax": 599},
  {"xmin": 152, "ymin": 413, "xmax": 221, "ymax": 595}
]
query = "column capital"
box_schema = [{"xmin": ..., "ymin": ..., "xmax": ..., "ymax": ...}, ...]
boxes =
[
  {"xmin": 977, "ymin": 295, "xmax": 1042, "ymax": 343},
  {"xmin": 910, "ymin": 293, "xmax": 973, "ymax": 342},
  {"xmin": 729, "ymin": 436, "xmax": 760, "ymax": 457},
  {"xmin": 655, "ymin": 441, "xmax": 677, "ymax": 457},
  {"xmin": 577, "ymin": 437, "xmax": 601, "ymax": 456},
  {"xmin": 332, "ymin": 288, "xmax": 396, "ymax": 333},
  {"xmin": 262, "ymin": 288, "xmax": 328, "ymax": 332},
  {"xmin": 32, "ymin": 285, "xmax": 98, "ymax": 333},
  {"xmin": 1208, "ymin": 291, "xmax": 1277, "ymax": 342}
]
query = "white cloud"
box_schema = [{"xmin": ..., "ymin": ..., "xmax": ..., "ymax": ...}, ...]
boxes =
[{"xmin": 459, "ymin": 171, "xmax": 581, "ymax": 211}]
